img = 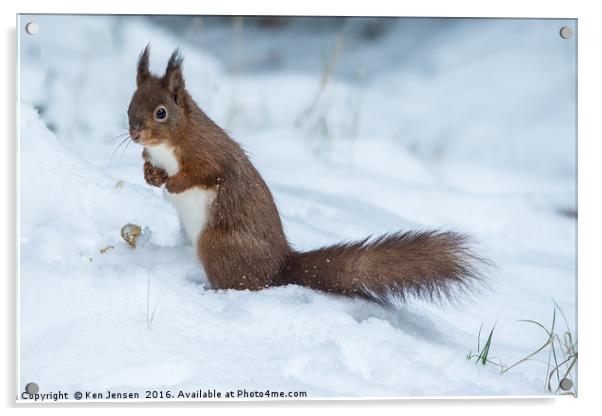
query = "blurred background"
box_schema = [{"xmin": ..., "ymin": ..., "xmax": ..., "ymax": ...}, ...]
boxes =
[{"xmin": 19, "ymin": 15, "xmax": 577, "ymax": 181}]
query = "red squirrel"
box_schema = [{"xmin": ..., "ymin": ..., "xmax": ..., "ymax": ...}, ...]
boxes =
[{"xmin": 127, "ymin": 47, "xmax": 486, "ymax": 305}]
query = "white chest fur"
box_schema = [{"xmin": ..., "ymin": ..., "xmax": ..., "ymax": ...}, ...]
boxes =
[{"xmin": 146, "ymin": 144, "xmax": 216, "ymax": 246}]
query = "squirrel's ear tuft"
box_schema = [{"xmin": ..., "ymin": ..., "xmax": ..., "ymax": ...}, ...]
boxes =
[
  {"xmin": 137, "ymin": 45, "xmax": 151, "ymax": 86},
  {"xmin": 163, "ymin": 49, "xmax": 185, "ymax": 103}
]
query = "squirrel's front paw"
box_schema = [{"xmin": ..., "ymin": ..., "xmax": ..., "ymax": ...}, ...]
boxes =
[
  {"xmin": 144, "ymin": 161, "xmax": 168, "ymax": 187},
  {"xmin": 165, "ymin": 174, "xmax": 189, "ymax": 194}
]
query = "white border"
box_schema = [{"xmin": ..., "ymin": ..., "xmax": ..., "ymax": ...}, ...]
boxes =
[{"xmin": 3, "ymin": 0, "xmax": 601, "ymax": 414}]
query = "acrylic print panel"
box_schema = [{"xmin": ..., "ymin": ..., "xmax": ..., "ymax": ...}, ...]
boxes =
[{"xmin": 17, "ymin": 14, "xmax": 577, "ymax": 402}]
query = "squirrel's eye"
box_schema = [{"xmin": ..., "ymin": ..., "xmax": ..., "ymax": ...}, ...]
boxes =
[{"xmin": 155, "ymin": 106, "xmax": 167, "ymax": 122}]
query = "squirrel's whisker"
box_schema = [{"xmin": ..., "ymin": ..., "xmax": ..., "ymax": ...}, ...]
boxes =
[
  {"xmin": 120, "ymin": 138, "xmax": 132, "ymax": 159},
  {"xmin": 104, "ymin": 132, "xmax": 130, "ymax": 144},
  {"xmin": 109, "ymin": 136, "xmax": 131, "ymax": 162}
]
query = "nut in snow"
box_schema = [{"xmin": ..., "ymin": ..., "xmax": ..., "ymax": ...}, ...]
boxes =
[
  {"xmin": 120, "ymin": 223, "xmax": 152, "ymax": 248},
  {"xmin": 121, "ymin": 223, "xmax": 142, "ymax": 248}
]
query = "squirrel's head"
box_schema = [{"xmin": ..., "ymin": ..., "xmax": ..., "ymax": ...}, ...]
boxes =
[{"xmin": 127, "ymin": 46, "xmax": 187, "ymax": 147}]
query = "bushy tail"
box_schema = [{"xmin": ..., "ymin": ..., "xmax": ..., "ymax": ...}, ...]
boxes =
[{"xmin": 283, "ymin": 231, "xmax": 487, "ymax": 305}]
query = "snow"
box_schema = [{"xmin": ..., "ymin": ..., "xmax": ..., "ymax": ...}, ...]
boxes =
[{"xmin": 18, "ymin": 15, "xmax": 576, "ymax": 398}]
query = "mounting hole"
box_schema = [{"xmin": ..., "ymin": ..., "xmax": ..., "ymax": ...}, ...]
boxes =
[
  {"xmin": 25, "ymin": 22, "xmax": 39, "ymax": 35},
  {"xmin": 559, "ymin": 377, "xmax": 573, "ymax": 391},
  {"xmin": 559, "ymin": 26, "xmax": 572, "ymax": 39},
  {"xmin": 25, "ymin": 382, "xmax": 39, "ymax": 394}
]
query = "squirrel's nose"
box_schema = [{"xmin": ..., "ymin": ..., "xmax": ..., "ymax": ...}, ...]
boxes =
[
  {"xmin": 129, "ymin": 117, "xmax": 144, "ymax": 140},
  {"xmin": 129, "ymin": 127, "xmax": 140, "ymax": 141}
]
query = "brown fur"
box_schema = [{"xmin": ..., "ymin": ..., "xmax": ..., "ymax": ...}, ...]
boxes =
[{"xmin": 127, "ymin": 47, "xmax": 487, "ymax": 306}]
